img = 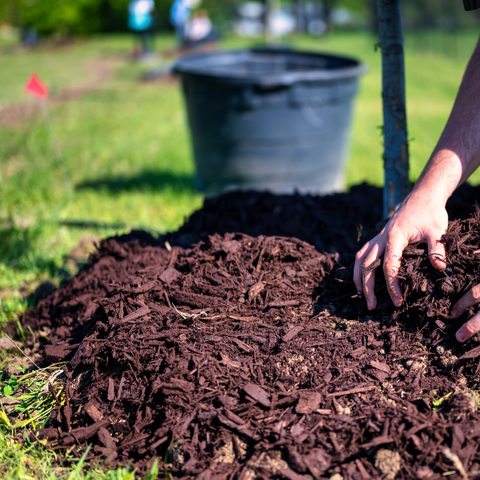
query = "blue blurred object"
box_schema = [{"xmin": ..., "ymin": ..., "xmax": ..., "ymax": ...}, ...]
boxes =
[
  {"xmin": 22, "ymin": 28, "xmax": 39, "ymax": 47},
  {"xmin": 128, "ymin": 0, "xmax": 155, "ymax": 55},
  {"xmin": 128, "ymin": 0, "xmax": 154, "ymax": 30},
  {"xmin": 170, "ymin": 0, "xmax": 201, "ymax": 44}
]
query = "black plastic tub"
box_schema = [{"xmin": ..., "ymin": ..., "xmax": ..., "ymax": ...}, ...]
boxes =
[{"xmin": 173, "ymin": 47, "xmax": 366, "ymax": 195}]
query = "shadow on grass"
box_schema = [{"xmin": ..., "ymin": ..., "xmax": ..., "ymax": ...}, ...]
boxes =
[
  {"xmin": 60, "ymin": 220, "xmax": 128, "ymax": 230},
  {"xmin": 0, "ymin": 223, "xmax": 59, "ymax": 274},
  {"xmin": 75, "ymin": 170, "xmax": 196, "ymax": 194}
]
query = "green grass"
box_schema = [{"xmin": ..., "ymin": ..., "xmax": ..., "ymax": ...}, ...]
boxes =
[
  {"xmin": 1, "ymin": 29, "xmax": 480, "ymax": 478},
  {"xmin": 0, "ymin": 426, "xmax": 157, "ymax": 479},
  {"xmin": 291, "ymin": 29, "xmax": 480, "ymax": 186},
  {"xmin": 0, "ymin": 34, "xmax": 205, "ymax": 327},
  {"xmin": 0, "ymin": 361, "xmax": 162, "ymax": 478}
]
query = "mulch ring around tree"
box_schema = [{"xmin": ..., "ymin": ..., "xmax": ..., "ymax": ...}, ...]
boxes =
[{"xmin": 12, "ymin": 183, "xmax": 480, "ymax": 479}]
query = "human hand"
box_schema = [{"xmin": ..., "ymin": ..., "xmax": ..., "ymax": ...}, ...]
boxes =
[
  {"xmin": 354, "ymin": 193, "xmax": 449, "ymax": 310},
  {"xmin": 452, "ymin": 287, "xmax": 480, "ymax": 342}
]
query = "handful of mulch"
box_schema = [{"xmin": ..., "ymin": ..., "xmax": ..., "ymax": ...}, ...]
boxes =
[{"xmin": 394, "ymin": 208, "xmax": 480, "ymax": 337}]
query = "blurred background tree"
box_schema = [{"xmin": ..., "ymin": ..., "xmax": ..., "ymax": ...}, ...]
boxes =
[
  {"xmin": 0, "ymin": 0, "xmax": 239, "ymax": 36},
  {"xmin": 0, "ymin": 0, "xmax": 479, "ymax": 39}
]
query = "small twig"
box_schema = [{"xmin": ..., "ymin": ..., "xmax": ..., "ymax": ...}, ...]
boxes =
[
  {"xmin": 327, "ymin": 385, "xmax": 377, "ymax": 397},
  {"xmin": 41, "ymin": 368, "xmax": 66, "ymax": 393},
  {"xmin": 47, "ymin": 381, "xmax": 62, "ymax": 406},
  {"xmin": 443, "ymin": 447, "xmax": 469, "ymax": 480},
  {"xmin": 167, "ymin": 248, "xmax": 178, "ymax": 269},
  {"xmin": 256, "ymin": 245, "xmax": 266, "ymax": 272},
  {"xmin": 172, "ymin": 304, "xmax": 207, "ymax": 320},
  {"xmin": 163, "ymin": 290, "xmax": 173, "ymax": 309}
]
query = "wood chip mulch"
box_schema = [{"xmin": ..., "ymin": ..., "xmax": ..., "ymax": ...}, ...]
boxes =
[{"xmin": 17, "ymin": 183, "xmax": 480, "ymax": 479}]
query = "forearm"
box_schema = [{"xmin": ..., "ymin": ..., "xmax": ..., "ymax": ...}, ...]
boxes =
[
  {"xmin": 355, "ymin": 37, "xmax": 480, "ymax": 314},
  {"xmin": 411, "ymin": 35, "xmax": 480, "ymax": 204}
]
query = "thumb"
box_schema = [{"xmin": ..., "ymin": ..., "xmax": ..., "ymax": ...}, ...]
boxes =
[{"xmin": 426, "ymin": 235, "xmax": 446, "ymax": 270}]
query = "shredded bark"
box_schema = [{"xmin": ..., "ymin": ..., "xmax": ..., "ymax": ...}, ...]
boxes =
[{"xmin": 16, "ymin": 183, "xmax": 480, "ymax": 479}]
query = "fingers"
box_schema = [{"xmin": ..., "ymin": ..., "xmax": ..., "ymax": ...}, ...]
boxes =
[
  {"xmin": 383, "ymin": 235, "xmax": 407, "ymax": 307},
  {"xmin": 452, "ymin": 284, "xmax": 480, "ymax": 317},
  {"xmin": 426, "ymin": 237, "xmax": 447, "ymax": 270},
  {"xmin": 455, "ymin": 311, "xmax": 480, "ymax": 343},
  {"xmin": 452, "ymin": 284, "xmax": 480, "ymax": 342},
  {"xmin": 362, "ymin": 248, "xmax": 380, "ymax": 310},
  {"xmin": 354, "ymin": 204, "xmax": 448, "ymax": 314},
  {"xmin": 354, "ymin": 240, "xmax": 383, "ymax": 311},
  {"xmin": 353, "ymin": 244, "xmax": 368, "ymax": 294}
]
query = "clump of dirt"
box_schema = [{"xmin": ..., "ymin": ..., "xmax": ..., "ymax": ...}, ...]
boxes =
[
  {"xmin": 13, "ymin": 183, "xmax": 480, "ymax": 478},
  {"xmin": 375, "ymin": 449, "xmax": 401, "ymax": 480}
]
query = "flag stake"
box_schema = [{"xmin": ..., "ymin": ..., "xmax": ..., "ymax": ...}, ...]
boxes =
[
  {"xmin": 39, "ymin": 99, "xmax": 72, "ymax": 193},
  {"xmin": 25, "ymin": 73, "xmax": 72, "ymax": 194}
]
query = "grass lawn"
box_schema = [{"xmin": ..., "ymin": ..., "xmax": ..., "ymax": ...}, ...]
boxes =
[{"xmin": 0, "ymin": 29, "xmax": 479, "ymax": 479}]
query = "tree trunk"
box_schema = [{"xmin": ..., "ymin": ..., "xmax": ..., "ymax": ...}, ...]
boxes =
[{"xmin": 377, "ymin": 0, "xmax": 410, "ymax": 218}]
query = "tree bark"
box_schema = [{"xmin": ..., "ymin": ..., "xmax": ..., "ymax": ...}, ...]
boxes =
[{"xmin": 378, "ymin": 0, "xmax": 410, "ymax": 218}]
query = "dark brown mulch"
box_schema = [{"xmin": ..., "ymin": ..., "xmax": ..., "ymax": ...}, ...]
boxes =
[{"xmin": 17, "ymin": 183, "xmax": 480, "ymax": 479}]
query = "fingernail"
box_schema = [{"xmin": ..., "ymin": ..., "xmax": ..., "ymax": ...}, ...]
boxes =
[
  {"xmin": 452, "ymin": 309, "xmax": 457, "ymax": 318},
  {"xmin": 393, "ymin": 297, "xmax": 400, "ymax": 307},
  {"xmin": 366, "ymin": 300, "xmax": 372, "ymax": 310},
  {"xmin": 456, "ymin": 331, "xmax": 466, "ymax": 342}
]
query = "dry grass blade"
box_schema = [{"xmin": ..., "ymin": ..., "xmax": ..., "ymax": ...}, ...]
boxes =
[{"xmin": 443, "ymin": 447, "xmax": 469, "ymax": 480}]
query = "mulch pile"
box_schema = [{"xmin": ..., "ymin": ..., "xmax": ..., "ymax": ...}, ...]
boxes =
[{"xmin": 18, "ymin": 183, "xmax": 480, "ymax": 479}]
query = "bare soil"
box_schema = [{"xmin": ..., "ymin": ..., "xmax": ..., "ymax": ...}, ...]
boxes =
[{"xmin": 17, "ymin": 183, "xmax": 480, "ymax": 479}]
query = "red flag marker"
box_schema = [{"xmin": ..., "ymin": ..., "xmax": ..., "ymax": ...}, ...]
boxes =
[
  {"xmin": 25, "ymin": 73, "xmax": 49, "ymax": 99},
  {"xmin": 24, "ymin": 72, "xmax": 71, "ymax": 192}
]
